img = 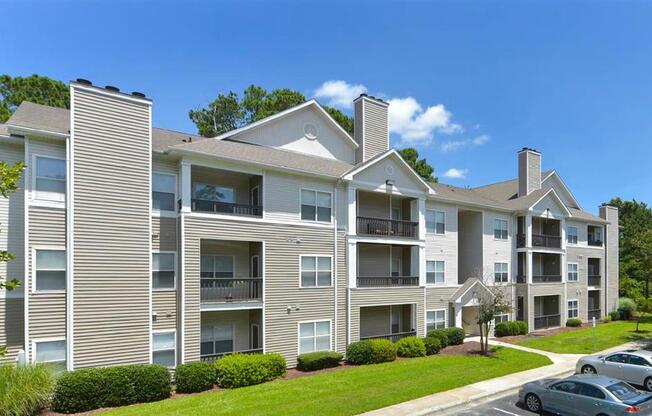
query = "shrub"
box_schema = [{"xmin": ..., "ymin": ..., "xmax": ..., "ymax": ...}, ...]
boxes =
[
  {"xmin": 346, "ymin": 340, "xmax": 373, "ymax": 365},
  {"xmin": 0, "ymin": 364, "xmax": 54, "ymax": 416},
  {"xmin": 444, "ymin": 327, "xmax": 465, "ymax": 345},
  {"xmin": 215, "ymin": 353, "xmax": 286, "ymax": 388},
  {"xmin": 297, "ymin": 351, "xmax": 343, "ymax": 371},
  {"xmin": 175, "ymin": 362, "xmax": 215, "ymax": 393},
  {"xmin": 603, "ymin": 315, "xmax": 612, "ymax": 323},
  {"xmin": 422, "ymin": 337, "xmax": 442, "ymax": 355},
  {"xmin": 494, "ymin": 321, "xmax": 529, "ymax": 337},
  {"xmin": 396, "ymin": 337, "xmax": 426, "ymax": 358},
  {"xmin": 369, "ymin": 339, "xmax": 397, "ymax": 363},
  {"xmin": 618, "ymin": 297, "xmax": 637, "ymax": 320},
  {"xmin": 609, "ymin": 310, "xmax": 621, "ymax": 321},
  {"xmin": 51, "ymin": 364, "xmax": 171, "ymax": 413},
  {"xmin": 566, "ymin": 318, "xmax": 582, "ymax": 327},
  {"xmin": 426, "ymin": 329, "xmax": 449, "ymax": 348}
]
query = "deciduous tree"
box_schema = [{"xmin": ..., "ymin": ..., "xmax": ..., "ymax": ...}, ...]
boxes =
[
  {"xmin": 0, "ymin": 74, "xmax": 69, "ymax": 122},
  {"xmin": 398, "ymin": 148, "xmax": 437, "ymax": 182}
]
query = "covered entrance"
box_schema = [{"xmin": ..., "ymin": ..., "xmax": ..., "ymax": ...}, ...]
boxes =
[{"xmin": 450, "ymin": 278, "xmax": 494, "ymax": 336}]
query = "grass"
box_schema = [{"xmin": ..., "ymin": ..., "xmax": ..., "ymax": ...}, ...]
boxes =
[
  {"xmin": 515, "ymin": 319, "xmax": 652, "ymax": 354},
  {"xmin": 102, "ymin": 347, "xmax": 551, "ymax": 416}
]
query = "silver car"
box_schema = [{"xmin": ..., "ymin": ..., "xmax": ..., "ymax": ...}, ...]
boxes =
[
  {"xmin": 519, "ymin": 374, "xmax": 652, "ymax": 415},
  {"xmin": 577, "ymin": 350, "xmax": 652, "ymax": 390}
]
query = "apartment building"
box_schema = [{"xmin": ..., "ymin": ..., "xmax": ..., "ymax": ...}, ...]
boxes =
[{"xmin": 0, "ymin": 80, "xmax": 618, "ymax": 369}]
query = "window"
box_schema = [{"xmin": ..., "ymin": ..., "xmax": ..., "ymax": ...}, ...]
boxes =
[
  {"xmin": 152, "ymin": 252, "xmax": 175, "ymax": 289},
  {"xmin": 300, "ymin": 256, "xmax": 332, "ymax": 287},
  {"xmin": 426, "ymin": 261, "xmax": 445, "ymax": 285},
  {"xmin": 628, "ymin": 355, "xmax": 651, "ymax": 367},
  {"xmin": 568, "ymin": 300, "xmax": 578, "ymax": 319},
  {"xmin": 578, "ymin": 383, "xmax": 605, "ymax": 399},
  {"xmin": 494, "ymin": 313, "xmax": 509, "ymax": 326},
  {"xmin": 606, "ymin": 354, "xmax": 629, "ymax": 364},
  {"xmin": 426, "ymin": 210, "xmax": 445, "ymax": 234},
  {"xmin": 551, "ymin": 381, "xmax": 580, "ymax": 394},
  {"xmin": 494, "ymin": 263, "xmax": 508, "ymax": 283},
  {"xmin": 426, "ymin": 310, "xmax": 446, "ymax": 331},
  {"xmin": 152, "ymin": 173, "xmax": 176, "ymax": 211},
  {"xmin": 567, "ymin": 226, "xmax": 578, "ymax": 244},
  {"xmin": 34, "ymin": 156, "xmax": 66, "ymax": 201},
  {"xmin": 567, "ymin": 263, "xmax": 578, "ymax": 282},
  {"xmin": 201, "ymin": 324, "xmax": 234, "ymax": 356},
  {"xmin": 193, "ymin": 183, "xmax": 234, "ymax": 203},
  {"xmin": 201, "ymin": 255, "xmax": 234, "ymax": 278},
  {"xmin": 301, "ymin": 190, "xmax": 331, "ymax": 222},
  {"xmin": 34, "ymin": 340, "xmax": 66, "ymax": 371},
  {"xmin": 391, "ymin": 257, "xmax": 401, "ymax": 277},
  {"xmin": 152, "ymin": 331, "xmax": 176, "ymax": 368},
  {"xmin": 494, "ymin": 219, "xmax": 508, "ymax": 240},
  {"xmin": 299, "ymin": 321, "xmax": 331, "ymax": 354},
  {"xmin": 35, "ymin": 249, "xmax": 66, "ymax": 291}
]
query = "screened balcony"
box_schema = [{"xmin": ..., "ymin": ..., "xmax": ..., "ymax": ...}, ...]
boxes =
[
  {"xmin": 588, "ymin": 290, "xmax": 601, "ymax": 321},
  {"xmin": 534, "ymin": 295, "xmax": 561, "ymax": 329},
  {"xmin": 356, "ymin": 191, "xmax": 418, "ymax": 238},
  {"xmin": 532, "ymin": 253, "xmax": 562, "ymax": 283},
  {"xmin": 356, "ymin": 243, "xmax": 418, "ymax": 287},
  {"xmin": 588, "ymin": 258, "xmax": 601, "ymax": 286},
  {"xmin": 588, "ymin": 225, "xmax": 604, "ymax": 246},
  {"xmin": 359, "ymin": 304, "xmax": 416, "ymax": 342},
  {"xmin": 191, "ymin": 166, "xmax": 262, "ymax": 217},
  {"xmin": 200, "ymin": 309, "xmax": 262, "ymax": 362},
  {"xmin": 516, "ymin": 216, "xmax": 561, "ymax": 248}
]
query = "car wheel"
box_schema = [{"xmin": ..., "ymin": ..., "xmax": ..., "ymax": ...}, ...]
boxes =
[
  {"xmin": 581, "ymin": 365, "xmax": 597, "ymax": 374},
  {"xmin": 645, "ymin": 377, "xmax": 652, "ymax": 391},
  {"xmin": 525, "ymin": 393, "xmax": 542, "ymax": 413}
]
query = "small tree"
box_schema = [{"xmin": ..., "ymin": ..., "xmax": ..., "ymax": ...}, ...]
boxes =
[
  {"xmin": 635, "ymin": 296, "xmax": 652, "ymax": 332},
  {"xmin": 476, "ymin": 287, "xmax": 512, "ymax": 355}
]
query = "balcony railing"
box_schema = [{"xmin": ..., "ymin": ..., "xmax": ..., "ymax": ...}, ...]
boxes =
[
  {"xmin": 200, "ymin": 348, "xmax": 263, "ymax": 362},
  {"xmin": 192, "ymin": 199, "xmax": 263, "ymax": 217},
  {"xmin": 588, "ymin": 237, "xmax": 603, "ymax": 247},
  {"xmin": 357, "ymin": 216, "xmax": 418, "ymax": 238},
  {"xmin": 200, "ymin": 278, "xmax": 262, "ymax": 303},
  {"xmin": 532, "ymin": 275, "xmax": 562, "ymax": 283},
  {"xmin": 532, "ymin": 234, "xmax": 562, "ymax": 248},
  {"xmin": 588, "ymin": 309, "xmax": 601, "ymax": 321},
  {"xmin": 517, "ymin": 234, "xmax": 526, "ymax": 248},
  {"xmin": 588, "ymin": 275, "xmax": 601, "ymax": 286},
  {"xmin": 360, "ymin": 331, "xmax": 416, "ymax": 343},
  {"xmin": 356, "ymin": 276, "xmax": 419, "ymax": 288},
  {"xmin": 516, "ymin": 275, "xmax": 526, "ymax": 284},
  {"xmin": 534, "ymin": 314, "xmax": 561, "ymax": 330}
]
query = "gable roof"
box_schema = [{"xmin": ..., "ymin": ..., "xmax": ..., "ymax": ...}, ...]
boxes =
[
  {"xmin": 212, "ymin": 99, "xmax": 359, "ymax": 149},
  {"xmin": 450, "ymin": 278, "xmax": 494, "ymax": 303},
  {"xmin": 428, "ymin": 182, "xmax": 512, "ymax": 211},
  {"xmin": 6, "ymin": 101, "xmax": 70, "ymax": 136},
  {"xmin": 473, "ymin": 170, "xmax": 554, "ymax": 202}
]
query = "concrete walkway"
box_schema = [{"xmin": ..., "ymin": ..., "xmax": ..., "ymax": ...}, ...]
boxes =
[{"xmin": 361, "ymin": 337, "xmax": 651, "ymax": 416}]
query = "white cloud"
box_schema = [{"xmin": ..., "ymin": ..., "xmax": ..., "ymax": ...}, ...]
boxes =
[
  {"xmin": 440, "ymin": 134, "xmax": 490, "ymax": 153},
  {"xmin": 387, "ymin": 97, "xmax": 461, "ymax": 145},
  {"xmin": 314, "ymin": 80, "xmax": 367, "ymax": 109},
  {"xmin": 443, "ymin": 168, "xmax": 469, "ymax": 179}
]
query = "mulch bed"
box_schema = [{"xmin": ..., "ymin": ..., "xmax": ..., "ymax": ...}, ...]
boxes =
[{"xmin": 497, "ymin": 322, "xmax": 598, "ymax": 344}]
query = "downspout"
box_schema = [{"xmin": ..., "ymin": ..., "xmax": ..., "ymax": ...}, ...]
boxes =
[{"xmin": 333, "ymin": 182, "xmax": 338, "ymax": 352}]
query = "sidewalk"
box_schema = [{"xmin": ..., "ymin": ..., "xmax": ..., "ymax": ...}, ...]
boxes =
[{"xmin": 361, "ymin": 337, "xmax": 649, "ymax": 416}]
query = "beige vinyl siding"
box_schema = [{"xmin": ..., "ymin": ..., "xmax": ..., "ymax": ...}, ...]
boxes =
[
  {"xmin": 0, "ymin": 298, "xmax": 24, "ymax": 363},
  {"xmin": 335, "ymin": 230, "xmax": 347, "ymax": 352},
  {"xmin": 458, "ymin": 210, "xmax": 483, "ymax": 283},
  {"xmin": 425, "ymin": 202, "xmax": 458, "ymax": 286},
  {"xmin": 482, "ymin": 210, "xmax": 512, "ymax": 284},
  {"xmin": 152, "ymin": 217, "xmax": 177, "ymax": 252},
  {"xmin": 353, "ymin": 99, "xmax": 364, "ymax": 163},
  {"xmin": 0, "ymin": 143, "xmax": 24, "ymax": 291},
  {"xmin": 183, "ymin": 215, "xmax": 339, "ymax": 367},
  {"xmin": 349, "ymin": 287, "xmax": 424, "ymax": 341},
  {"xmin": 153, "ymin": 291, "xmax": 177, "ymax": 330},
  {"xmin": 263, "ymin": 171, "xmax": 335, "ymax": 224},
  {"xmin": 425, "ymin": 286, "xmax": 458, "ymax": 327},
  {"xmin": 566, "ymin": 247, "xmax": 605, "ymax": 288},
  {"xmin": 72, "ymin": 87, "xmax": 151, "ymax": 368},
  {"xmin": 601, "ymin": 206, "xmax": 619, "ymax": 313},
  {"xmin": 361, "ymin": 99, "xmax": 388, "ymax": 161},
  {"xmin": 152, "ymin": 156, "xmax": 178, "ymax": 175}
]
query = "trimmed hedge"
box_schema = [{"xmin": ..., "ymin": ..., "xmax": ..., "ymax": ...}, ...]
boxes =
[
  {"xmin": 494, "ymin": 320, "xmax": 528, "ymax": 337},
  {"xmin": 346, "ymin": 339, "xmax": 397, "ymax": 365},
  {"xmin": 396, "ymin": 337, "xmax": 426, "ymax": 357},
  {"xmin": 369, "ymin": 339, "xmax": 397, "ymax": 363},
  {"xmin": 51, "ymin": 364, "xmax": 171, "ymax": 414},
  {"xmin": 297, "ymin": 351, "xmax": 343, "ymax": 371},
  {"xmin": 443, "ymin": 327, "xmax": 465, "ymax": 345},
  {"xmin": 0, "ymin": 363, "xmax": 54, "ymax": 416},
  {"xmin": 214, "ymin": 353, "xmax": 286, "ymax": 388},
  {"xmin": 175, "ymin": 362, "xmax": 215, "ymax": 393},
  {"xmin": 422, "ymin": 337, "xmax": 442, "ymax": 355},
  {"xmin": 566, "ymin": 318, "xmax": 582, "ymax": 327},
  {"xmin": 426, "ymin": 329, "xmax": 449, "ymax": 348}
]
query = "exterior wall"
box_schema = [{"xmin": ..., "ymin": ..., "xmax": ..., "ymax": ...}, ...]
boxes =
[
  {"xmin": 71, "ymin": 87, "xmax": 152, "ymax": 368},
  {"xmin": 354, "ymin": 97, "xmax": 388, "ymax": 163},
  {"xmin": 0, "ymin": 143, "xmax": 25, "ymax": 292},
  {"xmin": 26, "ymin": 137, "xmax": 66, "ymax": 205},
  {"xmin": 357, "ymin": 244, "xmax": 390, "ymax": 277},
  {"xmin": 152, "ymin": 156, "xmax": 178, "ymax": 175},
  {"xmin": 152, "ymin": 217, "xmax": 177, "ymax": 252},
  {"xmin": 358, "ymin": 191, "xmax": 390, "ymax": 219},
  {"xmin": 152, "ymin": 291, "xmax": 177, "ymax": 330},
  {"xmin": 264, "ymin": 170, "xmax": 336, "ymax": 224},
  {"xmin": 518, "ymin": 150, "xmax": 541, "ymax": 196},
  {"xmin": 425, "ymin": 201, "xmax": 458, "ymax": 286},
  {"xmin": 458, "ymin": 210, "xmax": 483, "ymax": 283},
  {"xmin": 0, "ymin": 298, "xmax": 23, "ymax": 363},
  {"xmin": 542, "ymin": 174, "xmax": 579, "ymax": 209},
  {"xmin": 482, "ymin": 210, "xmax": 512, "ymax": 285},
  {"xmin": 601, "ymin": 205, "xmax": 619, "ymax": 313},
  {"xmin": 192, "ymin": 166, "xmax": 256, "ymax": 206},
  {"xmin": 201, "ymin": 240, "xmax": 253, "ymax": 277},
  {"xmin": 531, "ymin": 194, "xmax": 567, "ymax": 218},
  {"xmin": 352, "ymin": 157, "xmax": 423, "ymax": 196},
  {"xmin": 426, "ymin": 286, "xmax": 458, "ymax": 327},
  {"xmin": 566, "ymin": 219, "xmax": 605, "ymax": 249}
]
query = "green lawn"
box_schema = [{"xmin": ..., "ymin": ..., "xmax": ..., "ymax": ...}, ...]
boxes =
[
  {"xmin": 103, "ymin": 347, "xmax": 551, "ymax": 416},
  {"xmin": 515, "ymin": 319, "xmax": 652, "ymax": 354}
]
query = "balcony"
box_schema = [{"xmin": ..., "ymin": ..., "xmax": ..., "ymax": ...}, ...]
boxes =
[
  {"xmin": 588, "ymin": 275, "xmax": 601, "ymax": 287},
  {"xmin": 588, "ymin": 309, "xmax": 601, "ymax": 321},
  {"xmin": 532, "ymin": 252, "xmax": 561, "ymax": 284},
  {"xmin": 200, "ymin": 348, "xmax": 263, "ymax": 362},
  {"xmin": 360, "ymin": 304, "xmax": 416, "ymax": 342},
  {"xmin": 516, "ymin": 275, "xmax": 527, "ymax": 284},
  {"xmin": 534, "ymin": 314, "xmax": 561, "ymax": 330},
  {"xmin": 201, "ymin": 309, "xmax": 262, "ymax": 362},
  {"xmin": 357, "ymin": 276, "xmax": 419, "ymax": 287},
  {"xmin": 532, "ymin": 234, "xmax": 561, "ymax": 248},
  {"xmin": 192, "ymin": 199, "xmax": 262, "ymax": 216},
  {"xmin": 357, "ymin": 217, "xmax": 418, "ymax": 238},
  {"xmin": 200, "ymin": 278, "xmax": 262, "ymax": 303},
  {"xmin": 588, "ymin": 225, "xmax": 603, "ymax": 246},
  {"xmin": 360, "ymin": 331, "xmax": 416, "ymax": 343},
  {"xmin": 534, "ymin": 295, "xmax": 560, "ymax": 329},
  {"xmin": 191, "ymin": 165, "xmax": 262, "ymax": 218},
  {"xmin": 532, "ymin": 275, "xmax": 562, "ymax": 283},
  {"xmin": 357, "ymin": 243, "xmax": 418, "ymax": 288}
]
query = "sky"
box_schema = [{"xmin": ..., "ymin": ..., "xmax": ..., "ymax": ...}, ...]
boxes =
[{"xmin": 2, "ymin": 0, "xmax": 651, "ymax": 212}]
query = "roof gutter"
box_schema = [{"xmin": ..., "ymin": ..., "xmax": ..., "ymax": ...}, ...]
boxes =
[{"xmin": 6, "ymin": 124, "xmax": 69, "ymax": 140}]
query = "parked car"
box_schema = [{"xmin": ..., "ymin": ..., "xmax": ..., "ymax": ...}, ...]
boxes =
[
  {"xmin": 577, "ymin": 350, "xmax": 652, "ymax": 390},
  {"xmin": 519, "ymin": 374, "xmax": 652, "ymax": 415}
]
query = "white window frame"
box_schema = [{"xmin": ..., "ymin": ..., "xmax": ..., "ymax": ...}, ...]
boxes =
[
  {"xmin": 200, "ymin": 254, "xmax": 236, "ymax": 278},
  {"xmin": 151, "ymin": 330, "xmax": 176, "ymax": 368},
  {"xmin": 299, "ymin": 255, "xmax": 333, "ymax": 288},
  {"xmin": 300, "ymin": 188, "xmax": 332, "ymax": 224},
  {"xmin": 426, "ymin": 309, "xmax": 447, "ymax": 331},
  {"xmin": 494, "ymin": 262, "xmax": 509, "ymax": 283},
  {"xmin": 201, "ymin": 323, "xmax": 236, "ymax": 357},
  {"xmin": 152, "ymin": 171, "xmax": 177, "ymax": 215},
  {"xmin": 567, "ymin": 262, "xmax": 579, "ymax": 282},
  {"xmin": 494, "ymin": 312, "xmax": 509, "ymax": 326},
  {"xmin": 426, "ymin": 210, "xmax": 446, "ymax": 235},
  {"xmin": 567, "ymin": 299, "xmax": 579, "ymax": 319},
  {"xmin": 297, "ymin": 319, "xmax": 332, "ymax": 355},
  {"xmin": 426, "ymin": 260, "xmax": 445, "ymax": 286},
  {"xmin": 32, "ymin": 337, "xmax": 67, "ymax": 369},
  {"xmin": 493, "ymin": 218, "xmax": 509, "ymax": 240},
  {"xmin": 567, "ymin": 225, "xmax": 578, "ymax": 245},
  {"xmin": 32, "ymin": 154, "xmax": 66, "ymax": 203},
  {"xmin": 152, "ymin": 251, "xmax": 176, "ymax": 291},
  {"xmin": 32, "ymin": 246, "xmax": 66, "ymax": 293}
]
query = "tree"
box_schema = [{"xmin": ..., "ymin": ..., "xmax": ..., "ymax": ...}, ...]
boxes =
[
  {"xmin": 634, "ymin": 296, "xmax": 652, "ymax": 332},
  {"xmin": 398, "ymin": 148, "xmax": 437, "ymax": 182},
  {"xmin": 189, "ymin": 85, "xmax": 354, "ymax": 137},
  {"xmin": 476, "ymin": 285, "xmax": 512, "ymax": 355},
  {"xmin": 0, "ymin": 74, "xmax": 69, "ymax": 122}
]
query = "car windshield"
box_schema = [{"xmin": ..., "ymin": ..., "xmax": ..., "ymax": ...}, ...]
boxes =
[{"xmin": 607, "ymin": 382, "xmax": 639, "ymax": 401}]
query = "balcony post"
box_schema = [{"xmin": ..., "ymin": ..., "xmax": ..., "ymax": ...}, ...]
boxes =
[
  {"xmin": 417, "ymin": 198, "xmax": 426, "ymax": 240},
  {"xmin": 526, "ymin": 215, "xmax": 532, "ymax": 247},
  {"xmin": 348, "ymin": 241, "xmax": 357, "ymax": 288},
  {"xmin": 348, "ymin": 186, "xmax": 357, "ymax": 236},
  {"xmin": 180, "ymin": 160, "xmax": 192, "ymax": 213},
  {"xmin": 527, "ymin": 251, "xmax": 533, "ymax": 284},
  {"xmin": 560, "ymin": 217, "xmax": 567, "ymax": 251},
  {"xmin": 416, "ymin": 245, "xmax": 426, "ymax": 286}
]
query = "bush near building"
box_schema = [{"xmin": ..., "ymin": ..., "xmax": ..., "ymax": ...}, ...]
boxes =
[
  {"xmin": 494, "ymin": 321, "xmax": 528, "ymax": 337},
  {"xmin": 0, "ymin": 363, "xmax": 54, "ymax": 416},
  {"xmin": 396, "ymin": 337, "xmax": 426, "ymax": 358},
  {"xmin": 214, "ymin": 353, "xmax": 286, "ymax": 388},
  {"xmin": 296, "ymin": 351, "xmax": 343, "ymax": 371},
  {"xmin": 174, "ymin": 362, "xmax": 216, "ymax": 393}
]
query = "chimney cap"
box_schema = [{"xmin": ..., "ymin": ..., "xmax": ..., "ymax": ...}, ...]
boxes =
[
  {"xmin": 354, "ymin": 93, "xmax": 388, "ymax": 106},
  {"xmin": 131, "ymin": 91, "xmax": 146, "ymax": 98},
  {"xmin": 105, "ymin": 85, "xmax": 120, "ymax": 92},
  {"xmin": 518, "ymin": 147, "xmax": 540, "ymax": 154},
  {"xmin": 76, "ymin": 78, "xmax": 92, "ymax": 86}
]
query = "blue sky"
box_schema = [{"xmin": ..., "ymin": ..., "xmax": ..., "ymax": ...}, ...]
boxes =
[{"xmin": 3, "ymin": 0, "xmax": 651, "ymax": 212}]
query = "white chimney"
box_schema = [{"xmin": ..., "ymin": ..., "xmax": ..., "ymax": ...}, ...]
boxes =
[
  {"xmin": 353, "ymin": 94, "xmax": 389, "ymax": 163},
  {"xmin": 518, "ymin": 147, "xmax": 542, "ymax": 197}
]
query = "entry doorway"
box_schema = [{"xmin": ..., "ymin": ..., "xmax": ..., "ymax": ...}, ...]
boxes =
[{"xmin": 462, "ymin": 306, "xmax": 480, "ymax": 336}]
